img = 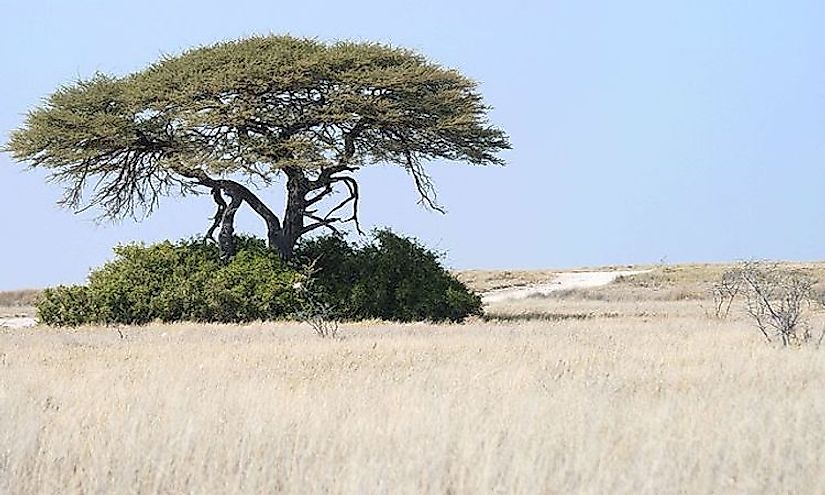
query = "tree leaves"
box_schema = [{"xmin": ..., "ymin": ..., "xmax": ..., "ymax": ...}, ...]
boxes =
[{"xmin": 7, "ymin": 35, "xmax": 509, "ymax": 231}]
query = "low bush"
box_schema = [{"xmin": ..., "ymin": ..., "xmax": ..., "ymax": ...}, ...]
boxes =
[
  {"xmin": 295, "ymin": 229, "xmax": 482, "ymax": 323},
  {"xmin": 38, "ymin": 238, "xmax": 303, "ymax": 326},
  {"xmin": 37, "ymin": 230, "xmax": 482, "ymax": 327},
  {"xmin": 711, "ymin": 261, "xmax": 823, "ymax": 346},
  {"xmin": 37, "ymin": 285, "xmax": 99, "ymax": 327}
]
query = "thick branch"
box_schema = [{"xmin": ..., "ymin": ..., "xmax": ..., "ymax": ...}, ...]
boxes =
[
  {"xmin": 300, "ymin": 172, "xmax": 363, "ymax": 235},
  {"xmin": 205, "ymin": 187, "xmax": 227, "ymax": 242},
  {"xmin": 218, "ymin": 190, "xmax": 243, "ymax": 260},
  {"xmin": 302, "ymin": 215, "xmax": 342, "ymax": 235},
  {"xmin": 178, "ymin": 168, "xmax": 283, "ymax": 233}
]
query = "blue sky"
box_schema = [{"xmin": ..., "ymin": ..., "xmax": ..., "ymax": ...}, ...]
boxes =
[{"xmin": 1, "ymin": 0, "xmax": 823, "ymax": 289}]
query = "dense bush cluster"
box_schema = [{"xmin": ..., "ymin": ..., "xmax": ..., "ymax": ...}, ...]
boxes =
[
  {"xmin": 37, "ymin": 230, "xmax": 482, "ymax": 326},
  {"xmin": 38, "ymin": 237, "xmax": 302, "ymax": 326},
  {"xmin": 295, "ymin": 230, "xmax": 482, "ymax": 323}
]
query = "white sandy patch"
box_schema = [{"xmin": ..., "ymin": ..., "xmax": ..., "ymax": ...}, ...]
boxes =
[
  {"xmin": 0, "ymin": 316, "xmax": 37, "ymax": 329},
  {"xmin": 482, "ymin": 269, "xmax": 651, "ymax": 304}
]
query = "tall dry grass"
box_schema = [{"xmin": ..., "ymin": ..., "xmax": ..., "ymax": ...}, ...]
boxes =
[{"xmin": 3, "ymin": 305, "xmax": 825, "ymax": 493}]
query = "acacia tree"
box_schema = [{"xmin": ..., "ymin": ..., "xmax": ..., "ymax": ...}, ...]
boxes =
[{"xmin": 6, "ymin": 36, "xmax": 510, "ymax": 260}]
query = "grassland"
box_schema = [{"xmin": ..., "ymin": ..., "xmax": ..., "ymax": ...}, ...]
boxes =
[
  {"xmin": 0, "ymin": 289, "xmax": 38, "ymax": 320},
  {"xmin": 2, "ymin": 263, "xmax": 825, "ymax": 494},
  {"xmin": 0, "ymin": 288, "xmax": 39, "ymax": 308}
]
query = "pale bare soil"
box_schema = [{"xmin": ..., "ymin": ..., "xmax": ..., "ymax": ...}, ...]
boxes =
[
  {"xmin": 2, "ymin": 264, "xmax": 825, "ymax": 494},
  {"xmin": 0, "ymin": 289, "xmax": 38, "ymax": 329},
  {"xmin": 480, "ymin": 269, "xmax": 651, "ymax": 303},
  {"xmin": 0, "ymin": 306, "xmax": 35, "ymax": 330}
]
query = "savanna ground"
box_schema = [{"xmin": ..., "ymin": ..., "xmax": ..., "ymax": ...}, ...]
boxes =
[{"xmin": 2, "ymin": 263, "xmax": 825, "ymax": 493}]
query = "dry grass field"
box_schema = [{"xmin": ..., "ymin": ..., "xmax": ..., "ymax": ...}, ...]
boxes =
[
  {"xmin": 0, "ymin": 289, "xmax": 38, "ymax": 320},
  {"xmin": 0, "ymin": 289, "xmax": 39, "ymax": 308},
  {"xmin": 2, "ymin": 263, "xmax": 825, "ymax": 493}
]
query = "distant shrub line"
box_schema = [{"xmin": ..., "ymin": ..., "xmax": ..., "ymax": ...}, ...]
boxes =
[
  {"xmin": 0, "ymin": 289, "xmax": 41, "ymax": 307},
  {"xmin": 37, "ymin": 230, "xmax": 482, "ymax": 327}
]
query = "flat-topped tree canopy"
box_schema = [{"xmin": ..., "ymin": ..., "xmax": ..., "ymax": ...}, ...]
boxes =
[
  {"xmin": 6, "ymin": 35, "xmax": 510, "ymax": 260},
  {"xmin": 7, "ymin": 74, "xmax": 186, "ymax": 218}
]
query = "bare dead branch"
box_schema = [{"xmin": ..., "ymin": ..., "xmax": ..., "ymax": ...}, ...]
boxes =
[
  {"xmin": 733, "ymin": 261, "xmax": 819, "ymax": 346},
  {"xmin": 404, "ymin": 150, "xmax": 446, "ymax": 214}
]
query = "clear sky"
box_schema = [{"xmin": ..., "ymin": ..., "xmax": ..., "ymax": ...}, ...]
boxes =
[{"xmin": 1, "ymin": 0, "xmax": 823, "ymax": 289}]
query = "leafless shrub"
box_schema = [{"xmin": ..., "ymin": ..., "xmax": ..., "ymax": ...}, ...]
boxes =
[
  {"xmin": 294, "ymin": 266, "xmax": 340, "ymax": 339},
  {"xmin": 735, "ymin": 262, "xmax": 820, "ymax": 346},
  {"xmin": 709, "ymin": 270, "xmax": 743, "ymax": 319},
  {"xmin": 297, "ymin": 298, "xmax": 339, "ymax": 339}
]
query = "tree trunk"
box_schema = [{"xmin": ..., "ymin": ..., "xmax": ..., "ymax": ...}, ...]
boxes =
[
  {"xmin": 211, "ymin": 178, "xmax": 285, "ymax": 260},
  {"xmin": 216, "ymin": 174, "xmax": 305, "ymax": 262},
  {"xmin": 218, "ymin": 191, "xmax": 242, "ymax": 261},
  {"xmin": 278, "ymin": 167, "xmax": 309, "ymax": 261},
  {"xmin": 188, "ymin": 168, "xmax": 345, "ymax": 263}
]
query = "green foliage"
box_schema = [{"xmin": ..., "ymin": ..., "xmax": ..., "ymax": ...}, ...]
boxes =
[
  {"xmin": 295, "ymin": 230, "xmax": 483, "ymax": 323},
  {"xmin": 37, "ymin": 237, "xmax": 303, "ymax": 326},
  {"xmin": 36, "ymin": 286, "xmax": 99, "ymax": 327},
  {"xmin": 203, "ymin": 249, "xmax": 302, "ymax": 323},
  {"xmin": 294, "ymin": 234, "xmax": 360, "ymax": 307},
  {"xmin": 37, "ymin": 231, "xmax": 482, "ymax": 327},
  {"xmin": 7, "ymin": 35, "xmax": 509, "ymax": 222}
]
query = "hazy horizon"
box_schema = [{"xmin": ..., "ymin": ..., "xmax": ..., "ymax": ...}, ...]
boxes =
[{"xmin": 1, "ymin": 0, "xmax": 823, "ymax": 290}]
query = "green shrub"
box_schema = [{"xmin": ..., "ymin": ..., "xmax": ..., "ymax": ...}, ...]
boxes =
[
  {"xmin": 293, "ymin": 234, "xmax": 360, "ymax": 309},
  {"xmin": 295, "ymin": 230, "xmax": 482, "ymax": 322},
  {"xmin": 37, "ymin": 285, "xmax": 101, "ymax": 327},
  {"xmin": 85, "ymin": 240, "xmax": 221, "ymax": 324},
  {"xmin": 204, "ymin": 249, "xmax": 302, "ymax": 323},
  {"xmin": 37, "ymin": 230, "xmax": 482, "ymax": 327},
  {"xmin": 37, "ymin": 237, "xmax": 302, "ymax": 326}
]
